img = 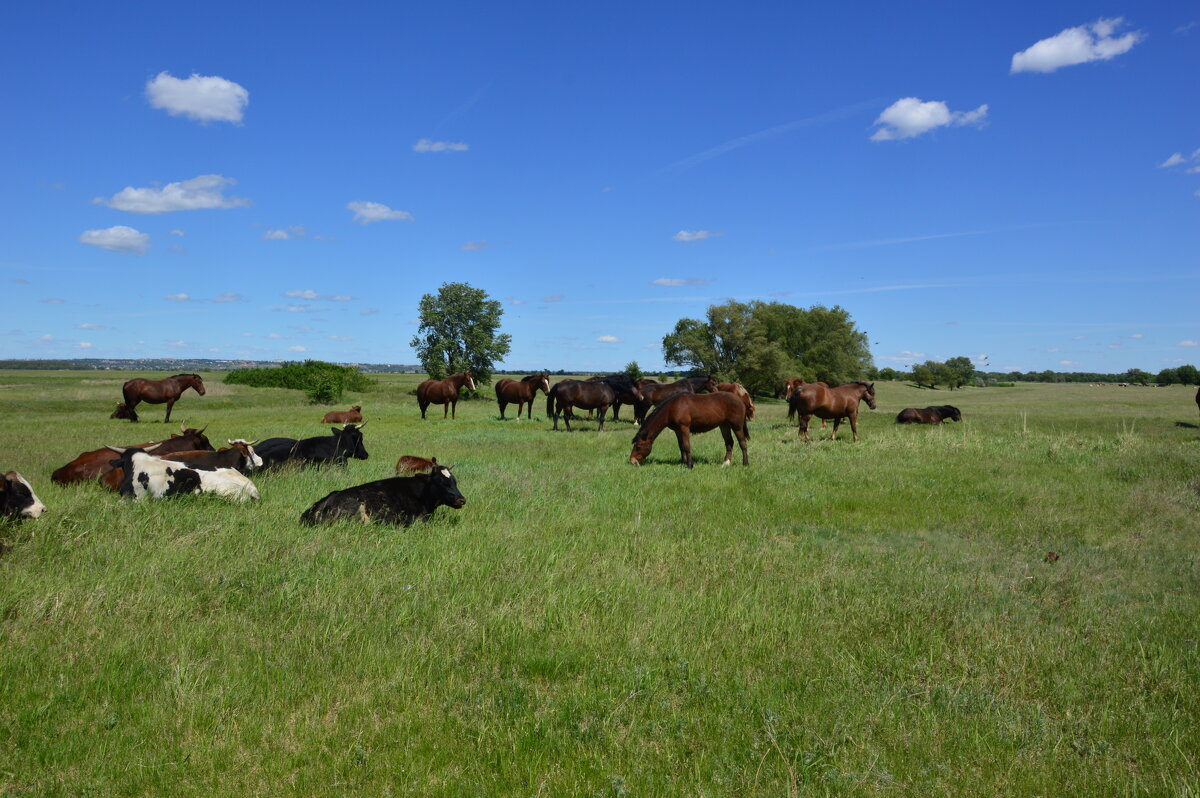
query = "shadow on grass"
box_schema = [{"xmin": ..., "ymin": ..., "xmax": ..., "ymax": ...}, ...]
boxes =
[{"xmin": 1175, "ymin": 421, "xmax": 1199, "ymax": 429}]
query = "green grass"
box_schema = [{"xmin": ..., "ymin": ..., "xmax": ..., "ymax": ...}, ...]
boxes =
[{"xmin": 1, "ymin": 372, "xmax": 1198, "ymax": 796}]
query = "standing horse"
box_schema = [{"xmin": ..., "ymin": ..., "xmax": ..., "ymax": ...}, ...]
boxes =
[
  {"xmin": 785, "ymin": 378, "xmax": 829, "ymax": 429},
  {"xmin": 716, "ymin": 382, "xmax": 756, "ymax": 420},
  {"xmin": 788, "ymin": 381, "xmax": 876, "ymax": 442},
  {"xmin": 629, "ymin": 392, "xmax": 749, "ymax": 468},
  {"xmin": 495, "ymin": 374, "xmax": 550, "ymax": 420},
  {"xmin": 633, "ymin": 375, "xmax": 717, "ymax": 424},
  {"xmin": 547, "ymin": 375, "xmax": 643, "ymax": 431},
  {"xmin": 112, "ymin": 374, "xmax": 206, "ymax": 423},
  {"xmin": 417, "ymin": 373, "xmax": 476, "ymax": 419}
]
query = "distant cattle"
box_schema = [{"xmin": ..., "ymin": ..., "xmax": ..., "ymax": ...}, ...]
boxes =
[
  {"xmin": 51, "ymin": 425, "xmax": 213, "ymax": 485},
  {"xmin": 2, "ymin": 471, "xmax": 46, "ymax": 519},
  {"xmin": 396, "ymin": 455, "xmax": 438, "ymax": 475},
  {"xmin": 321, "ymin": 405, "xmax": 363, "ymax": 424},
  {"xmin": 105, "ymin": 445, "xmax": 259, "ymax": 502},
  {"xmin": 255, "ymin": 424, "xmax": 368, "ymax": 468},
  {"xmin": 300, "ymin": 466, "xmax": 466, "ymax": 526},
  {"xmin": 896, "ymin": 405, "xmax": 962, "ymax": 425}
]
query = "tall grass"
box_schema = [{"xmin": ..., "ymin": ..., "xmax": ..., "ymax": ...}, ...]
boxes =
[{"xmin": 0, "ymin": 373, "xmax": 1197, "ymax": 795}]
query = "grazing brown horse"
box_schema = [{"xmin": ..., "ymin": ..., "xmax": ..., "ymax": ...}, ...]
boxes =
[
  {"xmin": 716, "ymin": 382, "xmax": 756, "ymax": 420},
  {"xmin": 112, "ymin": 373, "xmax": 205, "ymax": 423},
  {"xmin": 633, "ymin": 375, "xmax": 717, "ymax": 424},
  {"xmin": 495, "ymin": 374, "xmax": 550, "ymax": 420},
  {"xmin": 417, "ymin": 373, "xmax": 476, "ymax": 419},
  {"xmin": 896, "ymin": 405, "xmax": 961, "ymax": 424},
  {"xmin": 629, "ymin": 392, "xmax": 749, "ymax": 468},
  {"xmin": 547, "ymin": 375, "xmax": 643, "ymax": 431},
  {"xmin": 788, "ymin": 381, "xmax": 877, "ymax": 442}
]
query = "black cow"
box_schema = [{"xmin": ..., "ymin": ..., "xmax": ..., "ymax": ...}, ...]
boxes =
[
  {"xmin": 2, "ymin": 471, "xmax": 47, "ymax": 519},
  {"xmin": 300, "ymin": 466, "xmax": 465, "ymax": 526},
  {"xmin": 896, "ymin": 405, "xmax": 962, "ymax": 424},
  {"xmin": 257, "ymin": 424, "xmax": 368, "ymax": 468}
]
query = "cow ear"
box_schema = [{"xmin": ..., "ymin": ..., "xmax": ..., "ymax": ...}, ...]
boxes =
[
  {"xmin": 430, "ymin": 457, "xmax": 437, "ymax": 466},
  {"xmin": 332, "ymin": 427, "xmax": 341, "ymax": 435}
]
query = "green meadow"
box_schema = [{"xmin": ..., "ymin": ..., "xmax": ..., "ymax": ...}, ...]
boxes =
[{"xmin": 1, "ymin": 371, "xmax": 1197, "ymax": 796}]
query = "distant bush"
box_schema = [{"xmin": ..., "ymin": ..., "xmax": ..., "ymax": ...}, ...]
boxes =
[
  {"xmin": 224, "ymin": 360, "xmax": 376, "ymax": 404},
  {"xmin": 994, "ymin": 382, "xmax": 1016, "ymax": 387}
]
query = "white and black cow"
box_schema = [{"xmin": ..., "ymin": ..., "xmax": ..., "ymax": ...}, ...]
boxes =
[
  {"xmin": 299, "ymin": 465, "xmax": 465, "ymax": 526},
  {"xmin": 256, "ymin": 424, "xmax": 369, "ymax": 468},
  {"xmin": 106, "ymin": 445, "xmax": 259, "ymax": 502},
  {"xmin": 1, "ymin": 471, "xmax": 47, "ymax": 519}
]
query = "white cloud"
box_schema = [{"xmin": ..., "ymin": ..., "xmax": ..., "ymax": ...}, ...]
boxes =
[
  {"xmin": 597, "ymin": 335, "xmax": 620, "ymax": 343},
  {"xmin": 1059, "ymin": 359, "xmax": 1075, "ymax": 366},
  {"xmin": 673, "ymin": 230, "xmax": 723, "ymax": 242},
  {"xmin": 1011, "ymin": 18, "xmax": 1143, "ymax": 74},
  {"xmin": 264, "ymin": 225, "xmax": 306, "ymax": 241},
  {"xmin": 42, "ymin": 298, "xmax": 64, "ymax": 304},
  {"xmin": 284, "ymin": 305, "xmax": 309, "ymax": 313},
  {"xmin": 1131, "ymin": 333, "xmax": 1143, "ymax": 339},
  {"xmin": 461, "ymin": 240, "xmax": 491, "ymax": 251},
  {"xmin": 1160, "ymin": 153, "xmax": 1187, "ymax": 168},
  {"xmin": 241, "ymin": 332, "xmax": 253, "ymax": 337},
  {"xmin": 145, "ymin": 71, "xmax": 249, "ymax": 123},
  {"xmin": 1073, "ymin": 335, "xmax": 1086, "ymax": 340},
  {"xmin": 215, "ymin": 292, "xmax": 243, "ymax": 303},
  {"xmin": 542, "ymin": 295, "xmax": 564, "ymax": 303},
  {"xmin": 871, "ymin": 98, "xmax": 988, "ymax": 141},
  {"xmin": 95, "ymin": 174, "xmax": 250, "ymax": 214},
  {"xmin": 165, "ymin": 293, "xmax": 190, "ymax": 302},
  {"xmin": 79, "ymin": 225, "xmax": 150, "ymax": 255},
  {"xmin": 266, "ymin": 333, "xmax": 282, "ymax": 339},
  {"xmin": 284, "ymin": 289, "xmax": 320, "ymax": 300},
  {"xmin": 169, "ymin": 229, "xmax": 185, "ymax": 236},
  {"xmin": 330, "ymin": 295, "xmax": 353, "ymax": 302},
  {"xmin": 360, "ymin": 308, "xmax": 380, "ymax": 316},
  {"xmin": 413, "ymin": 138, "xmax": 468, "ymax": 153},
  {"xmin": 327, "ymin": 335, "xmax": 352, "ymax": 342},
  {"xmin": 347, "ymin": 201, "xmax": 413, "ymax": 225},
  {"xmin": 510, "ymin": 299, "xmax": 527, "ymax": 306},
  {"xmin": 77, "ymin": 323, "xmax": 104, "ymax": 330},
  {"xmin": 652, "ymin": 277, "xmax": 710, "ymax": 287},
  {"xmin": 1179, "ymin": 340, "xmax": 1198, "ymax": 347},
  {"xmin": 79, "ymin": 341, "xmax": 93, "ymax": 349},
  {"xmin": 39, "ymin": 334, "xmax": 53, "ymax": 340},
  {"xmin": 288, "ymin": 345, "xmax": 306, "ymax": 352}
]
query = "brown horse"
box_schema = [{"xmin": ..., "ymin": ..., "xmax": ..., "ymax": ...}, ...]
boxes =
[
  {"xmin": 716, "ymin": 382, "xmax": 755, "ymax": 420},
  {"xmin": 896, "ymin": 405, "xmax": 961, "ymax": 424},
  {"xmin": 633, "ymin": 375, "xmax": 717, "ymax": 424},
  {"xmin": 629, "ymin": 392, "xmax": 749, "ymax": 468},
  {"xmin": 113, "ymin": 373, "xmax": 205, "ymax": 423},
  {"xmin": 547, "ymin": 375, "xmax": 643, "ymax": 431},
  {"xmin": 788, "ymin": 381, "xmax": 876, "ymax": 442},
  {"xmin": 495, "ymin": 374, "xmax": 550, "ymax": 420},
  {"xmin": 417, "ymin": 373, "xmax": 476, "ymax": 419},
  {"xmin": 785, "ymin": 378, "xmax": 829, "ymax": 428}
]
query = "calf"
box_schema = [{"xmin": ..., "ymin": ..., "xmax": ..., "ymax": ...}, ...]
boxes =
[
  {"xmin": 321, "ymin": 405, "xmax": 363, "ymax": 424},
  {"xmin": 396, "ymin": 455, "xmax": 438, "ymax": 475},
  {"xmin": 2, "ymin": 471, "xmax": 47, "ymax": 519},
  {"xmin": 257, "ymin": 424, "xmax": 368, "ymax": 468},
  {"xmin": 106, "ymin": 446, "xmax": 259, "ymax": 502},
  {"xmin": 896, "ymin": 405, "xmax": 962, "ymax": 424},
  {"xmin": 300, "ymin": 465, "xmax": 465, "ymax": 526},
  {"xmin": 51, "ymin": 425, "xmax": 214, "ymax": 485}
]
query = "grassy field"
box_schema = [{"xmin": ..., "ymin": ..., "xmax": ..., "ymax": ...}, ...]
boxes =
[{"xmin": 1, "ymin": 371, "xmax": 1198, "ymax": 796}]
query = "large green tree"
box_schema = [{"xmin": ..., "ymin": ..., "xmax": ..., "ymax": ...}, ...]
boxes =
[
  {"xmin": 944, "ymin": 356, "xmax": 977, "ymax": 390},
  {"xmin": 660, "ymin": 300, "xmax": 871, "ymax": 394},
  {"xmin": 410, "ymin": 282, "xmax": 511, "ymax": 385},
  {"xmin": 1175, "ymin": 364, "xmax": 1199, "ymax": 385}
]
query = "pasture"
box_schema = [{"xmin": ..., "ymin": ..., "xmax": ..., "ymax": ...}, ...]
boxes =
[{"xmin": 1, "ymin": 371, "xmax": 1197, "ymax": 796}]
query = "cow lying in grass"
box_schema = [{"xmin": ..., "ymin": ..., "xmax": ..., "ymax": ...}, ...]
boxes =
[
  {"xmin": 106, "ymin": 445, "xmax": 259, "ymax": 502},
  {"xmin": 256, "ymin": 424, "xmax": 368, "ymax": 468},
  {"xmin": 300, "ymin": 465, "xmax": 465, "ymax": 526},
  {"xmin": 2, "ymin": 471, "xmax": 46, "ymax": 519},
  {"xmin": 395, "ymin": 455, "xmax": 438, "ymax": 475},
  {"xmin": 321, "ymin": 405, "xmax": 363, "ymax": 424}
]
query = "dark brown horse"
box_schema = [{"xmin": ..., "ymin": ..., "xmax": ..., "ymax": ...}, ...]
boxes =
[
  {"xmin": 112, "ymin": 373, "xmax": 205, "ymax": 423},
  {"xmin": 896, "ymin": 405, "xmax": 961, "ymax": 424},
  {"xmin": 629, "ymin": 391, "xmax": 750, "ymax": 468},
  {"xmin": 417, "ymin": 373, "xmax": 476, "ymax": 419},
  {"xmin": 547, "ymin": 375, "xmax": 643, "ymax": 431},
  {"xmin": 788, "ymin": 381, "xmax": 877, "ymax": 442},
  {"xmin": 633, "ymin": 375, "xmax": 717, "ymax": 424},
  {"xmin": 495, "ymin": 374, "xmax": 550, "ymax": 420},
  {"xmin": 785, "ymin": 378, "xmax": 829, "ymax": 428}
]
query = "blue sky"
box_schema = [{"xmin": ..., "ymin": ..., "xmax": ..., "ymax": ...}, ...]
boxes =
[{"xmin": 2, "ymin": 2, "xmax": 1196, "ymax": 374}]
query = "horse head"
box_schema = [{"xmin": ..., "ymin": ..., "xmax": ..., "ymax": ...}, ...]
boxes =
[{"xmin": 863, "ymin": 382, "xmax": 877, "ymax": 410}]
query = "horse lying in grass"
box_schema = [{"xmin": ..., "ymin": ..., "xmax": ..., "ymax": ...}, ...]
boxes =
[
  {"xmin": 629, "ymin": 392, "xmax": 750, "ymax": 468},
  {"xmin": 896, "ymin": 405, "xmax": 961, "ymax": 424}
]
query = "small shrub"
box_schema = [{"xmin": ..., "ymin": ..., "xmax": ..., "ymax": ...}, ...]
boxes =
[{"xmin": 225, "ymin": 360, "xmax": 375, "ymax": 403}]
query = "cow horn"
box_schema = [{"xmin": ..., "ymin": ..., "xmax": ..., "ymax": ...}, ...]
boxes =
[
  {"xmin": 105, "ymin": 445, "xmax": 127, "ymax": 453},
  {"xmin": 145, "ymin": 443, "xmax": 162, "ymax": 452},
  {"xmin": 199, "ymin": 424, "xmax": 209, "ymax": 434},
  {"xmin": 180, "ymin": 422, "xmax": 187, "ymax": 432},
  {"xmin": 355, "ymin": 421, "xmax": 367, "ymax": 429}
]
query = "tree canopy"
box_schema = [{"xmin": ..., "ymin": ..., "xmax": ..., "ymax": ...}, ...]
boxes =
[
  {"xmin": 410, "ymin": 282, "xmax": 511, "ymax": 385},
  {"xmin": 661, "ymin": 300, "xmax": 872, "ymax": 394}
]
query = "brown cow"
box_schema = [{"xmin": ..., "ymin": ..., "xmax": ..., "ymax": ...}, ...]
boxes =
[
  {"xmin": 321, "ymin": 405, "xmax": 363, "ymax": 424},
  {"xmin": 51, "ymin": 425, "xmax": 213, "ymax": 485},
  {"xmin": 396, "ymin": 455, "xmax": 438, "ymax": 475},
  {"xmin": 100, "ymin": 439, "xmax": 261, "ymax": 491}
]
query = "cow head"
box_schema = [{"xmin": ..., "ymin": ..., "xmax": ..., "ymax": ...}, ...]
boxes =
[
  {"xmin": 428, "ymin": 465, "xmax": 466, "ymax": 509},
  {"xmin": 228, "ymin": 439, "xmax": 264, "ymax": 470},
  {"xmin": 2, "ymin": 471, "xmax": 46, "ymax": 519},
  {"xmin": 333, "ymin": 423, "xmax": 369, "ymax": 461}
]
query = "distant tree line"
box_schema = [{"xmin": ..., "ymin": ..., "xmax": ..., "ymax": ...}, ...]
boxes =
[{"xmin": 873, "ymin": 363, "xmax": 1199, "ymax": 387}]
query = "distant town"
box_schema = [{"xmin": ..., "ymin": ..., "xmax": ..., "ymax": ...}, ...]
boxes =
[{"xmin": 0, "ymin": 358, "xmax": 424, "ymax": 373}]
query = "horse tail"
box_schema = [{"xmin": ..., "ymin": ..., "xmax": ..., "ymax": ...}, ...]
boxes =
[{"xmin": 546, "ymin": 386, "xmax": 557, "ymax": 419}]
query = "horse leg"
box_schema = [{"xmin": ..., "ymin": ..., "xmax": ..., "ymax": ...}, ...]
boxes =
[
  {"xmin": 444, "ymin": 401, "xmax": 451, "ymax": 420},
  {"xmin": 675, "ymin": 427, "xmax": 693, "ymax": 468},
  {"xmin": 831, "ymin": 417, "xmax": 841, "ymax": 440},
  {"xmin": 849, "ymin": 410, "xmax": 860, "ymax": 442},
  {"xmin": 498, "ymin": 400, "xmax": 507, "ymax": 420},
  {"xmin": 736, "ymin": 422, "xmax": 749, "ymax": 466},
  {"xmin": 164, "ymin": 399, "xmax": 175, "ymax": 423},
  {"xmin": 720, "ymin": 424, "xmax": 734, "ymax": 466},
  {"xmin": 419, "ymin": 399, "xmax": 428, "ymax": 420},
  {"xmin": 598, "ymin": 405, "xmax": 608, "ymax": 431},
  {"xmin": 798, "ymin": 414, "xmax": 811, "ymax": 442}
]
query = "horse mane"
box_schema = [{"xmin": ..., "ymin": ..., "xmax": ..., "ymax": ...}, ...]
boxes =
[
  {"xmin": 632, "ymin": 392, "xmax": 687, "ymax": 442},
  {"xmin": 171, "ymin": 373, "xmax": 201, "ymax": 379},
  {"xmin": 521, "ymin": 374, "xmax": 542, "ymax": 383},
  {"xmin": 598, "ymin": 373, "xmax": 636, "ymax": 390}
]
